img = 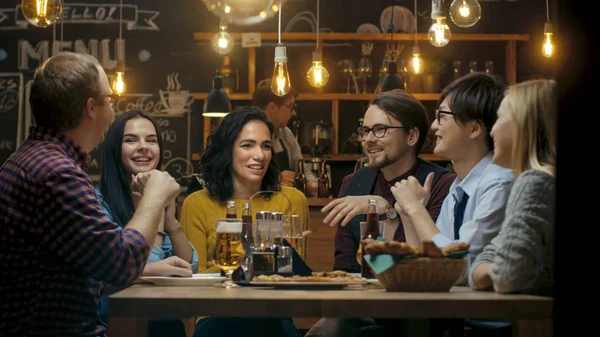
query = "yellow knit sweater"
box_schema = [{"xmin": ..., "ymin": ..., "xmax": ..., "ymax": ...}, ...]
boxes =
[{"xmin": 180, "ymin": 186, "xmax": 310, "ymax": 273}]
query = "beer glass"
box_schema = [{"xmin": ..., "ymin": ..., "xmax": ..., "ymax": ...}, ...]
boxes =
[{"xmin": 213, "ymin": 218, "xmax": 245, "ymax": 288}]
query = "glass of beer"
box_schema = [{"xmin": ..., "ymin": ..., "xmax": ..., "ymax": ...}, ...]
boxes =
[{"xmin": 213, "ymin": 218, "xmax": 245, "ymax": 288}]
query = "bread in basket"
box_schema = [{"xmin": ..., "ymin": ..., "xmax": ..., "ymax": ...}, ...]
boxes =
[{"xmin": 362, "ymin": 239, "xmax": 469, "ymax": 292}]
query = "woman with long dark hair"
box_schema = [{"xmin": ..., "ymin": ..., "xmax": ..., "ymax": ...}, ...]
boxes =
[
  {"xmin": 181, "ymin": 105, "xmax": 308, "ymax": 274},
  {"xmin": 181, "ymin": 106, "xmax": 308, "ymax": 337},
  {"xmin": 96, "ymin": 110, "xmax": 198, "ymax": 333}
]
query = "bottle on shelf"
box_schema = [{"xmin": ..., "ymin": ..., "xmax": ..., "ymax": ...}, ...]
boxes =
[
  {"xmin": 361, "ymin": 199, "xmax": 380, "ymax": 279},
  {"xmin": 317, "ymin": 160, "xmax": 331, "ymax": 198},
  {"xmin": 293, "ymin": 159, "xmax": 307, "ymax": 195}
]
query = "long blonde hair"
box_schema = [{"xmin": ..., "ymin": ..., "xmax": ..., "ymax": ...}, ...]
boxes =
[{"xmin": 505, "ymin": 79, "xmax": 557, "ymax": 177}]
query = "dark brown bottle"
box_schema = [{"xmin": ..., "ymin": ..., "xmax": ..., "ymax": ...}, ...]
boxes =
[
  {"xmin": 293, "ymin": 159, "xmax": 307, "ymax": 195},
  {"xmin": 361, "ymin": 199, "xmax": 380, "ymax": 278},
  {"xmin": 317, "ymin": 160, "xmax": 331, "ymax": 198},
  {"xmin": 226, "ymin": 200, "xmax": 237, "ymax": 218},
  {"xmin": 241, "ymin": 202, "xmax": 253, "ymax": 246}
]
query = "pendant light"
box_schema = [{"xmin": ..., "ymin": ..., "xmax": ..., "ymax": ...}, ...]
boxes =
[
  {"xmin": 428, "ymin": 0, "xmax": 451, "ymax": 47},
  {"xmin": 410, "ymin": 0, "xmax": 423, "ymax": 75},
  {"xmin": 21, "ymin": 0, "xmax": 63, "ymax": 28},
  {"xmin": 380, "ymin": 5, "xmax": 404, "ymax": 93},
  {"xmin": 271, "ymin": 0, "xmax": 291, "ymax": 96},
  {"xmin": 211, "ymin": 17, "xmax": 234, "ymax": 55},
  {"xmin": 449, "ymin": 0, "xmax": 481, "ymax": 28},
  {"xmin": 306, "ymin": 0, "xmax": 329, "ymax": 88},
  {"xmin": 203, "ymin": 75, "xmax": 232, "ymax": 117},
  {"xmin": 112, "ymin": 0, "xmax": 126, "ymax": 96},
  {"xmin": 541, "ymin": 0, "xmax": 554, "ymax": 58}
]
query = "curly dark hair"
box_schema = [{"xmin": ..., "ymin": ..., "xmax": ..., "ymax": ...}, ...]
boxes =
[{"xmin": 200, "ymin": 106, "xmax": 281, "ymax": 202}]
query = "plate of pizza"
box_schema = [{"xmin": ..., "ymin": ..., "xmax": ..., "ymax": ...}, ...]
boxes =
[{"xmin": 250, "ymin": 271, "xmax": 367, "ymax": 290}]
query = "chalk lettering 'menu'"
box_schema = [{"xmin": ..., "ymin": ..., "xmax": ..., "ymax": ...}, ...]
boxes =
[
  {"xmin": 18, "ymin": 40, "xmax": 49, "ymax": 70},
  {"xmin": 74, "ymin": 40, "xmax": 99, "ymax": 60}
]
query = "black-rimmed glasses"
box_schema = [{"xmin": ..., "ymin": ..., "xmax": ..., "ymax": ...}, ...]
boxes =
[
  {"xmin": 282, "ymin": 102, "xmax": 298, "ymax": 112},
  {"xmin": 101, "ymin": 94, "xmax": 118, "ymax": 110},
  {"xmin": 357, "ymin": 123, "xmax": 412, "ymax": 140},
  {"xmin": 435, "ymin": 109, "xmax": 456, "ymax": 124}
]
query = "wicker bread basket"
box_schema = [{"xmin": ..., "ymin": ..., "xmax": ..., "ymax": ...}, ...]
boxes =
[{"xmin": 374, "ymin": 257, "xmax": 468, "ymax": 292}]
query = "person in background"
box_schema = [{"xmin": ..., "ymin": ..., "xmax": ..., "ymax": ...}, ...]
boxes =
[
  {"xmin": 96, "ymin": 110, "xmax": 199, "ymax": 336},
  {"xmin": 252, "ymin": 78, "xmax": 318, "ymax": 196},
  {"xmin": 390, "ymin": 72, "xmax": 514, "ymax": 337},
  {"xmin": 305, "ymin": 89, "xmax": 455, "ymax": 337},
  {"xmin": 469, "ymin": 78, "xmax": 556, "ymax": 296},
  {"xmin": 181, "ymin": 106, "xmax": 307, "ymax": 337},
  {"xmin": 0, "ymin": 52, "xmax": 180, "ymax": 337}
]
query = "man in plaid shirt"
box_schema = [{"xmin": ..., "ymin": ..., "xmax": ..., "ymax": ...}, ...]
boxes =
[{"xmin": 0, "ymin": 52, "xmax": 181, "ymax": 337}]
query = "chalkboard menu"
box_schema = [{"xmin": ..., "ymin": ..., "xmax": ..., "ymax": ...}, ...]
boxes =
[{"xmin": 0, "ymin": 73, "xmax": 24, "ymax": 166}]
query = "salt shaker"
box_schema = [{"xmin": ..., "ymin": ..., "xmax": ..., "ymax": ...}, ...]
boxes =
[{"xmin": 277, "ymin": 246, "xmax": 293, "ymax": 274}]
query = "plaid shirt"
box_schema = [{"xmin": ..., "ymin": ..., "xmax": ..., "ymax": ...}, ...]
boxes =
[{"xmin": 0, "ymin": 126, "xmax": 150, "ymax": 337}]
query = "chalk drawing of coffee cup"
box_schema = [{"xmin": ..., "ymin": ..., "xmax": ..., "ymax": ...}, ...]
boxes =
[{"xmin": 159, "ymin": 73, "xmax": 194, "ymax": 117}]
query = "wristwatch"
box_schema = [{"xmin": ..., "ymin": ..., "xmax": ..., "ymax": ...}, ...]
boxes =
[{"xmin": 379, "ymin": 206, "xmax": 397, "ymax": 221}]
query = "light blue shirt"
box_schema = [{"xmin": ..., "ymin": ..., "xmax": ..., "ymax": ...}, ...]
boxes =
[
  {"xmin": 95, "ymin": 188, "xmax": 199, "ymax": 319},
  {"xmin": 433, "ymin": 153, "xmax": 514, "ymax": 262}
]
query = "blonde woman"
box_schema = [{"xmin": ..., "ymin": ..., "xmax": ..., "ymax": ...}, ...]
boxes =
[{"xmin": 469, "ymin": 79, "xmax": 557, "ymax": 296}]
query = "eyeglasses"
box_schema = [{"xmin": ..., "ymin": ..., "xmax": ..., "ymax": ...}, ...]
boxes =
[
  {"xmin": 99, "ymin": 94, "xmax": 118, "ymax": 110},
  {"xmin": 357, "ymin": 123, "xmax": 412, "ymax": 140},
  {"xmin": 282, "ymin": 102, "xmax": 297, "ymax": 112},
  {"xmin": 435, "ymin": 109, "xmax": 456, "ymax": 124}
]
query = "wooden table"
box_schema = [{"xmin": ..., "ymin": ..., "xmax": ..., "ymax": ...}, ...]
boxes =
[{"xmin": 108, "ymin": 285, "xmax": 552, "ymax": 337}]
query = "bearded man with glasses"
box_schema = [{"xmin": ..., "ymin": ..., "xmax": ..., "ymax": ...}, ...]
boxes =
[{"xmin": 305, "ymin": 89, "xmax": 456, "ymax": 337}]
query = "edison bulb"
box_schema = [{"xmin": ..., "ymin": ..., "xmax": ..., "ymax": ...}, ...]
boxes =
[
  {"xmin": 542, "ymin": 22, "xmax": 554, "ymax": 58},
  {"xmin": 410, "ymin": 45, "xmax": 423, "ymax": 74},
  {"xmin": 211, "ymin": 31, "xmax": 234, "ymax": 55},
  {"xmin": 306, "ymin": 51, "xmax": 329, "ymax": 88},
  {"xmin": 428, "ymin": 18, "xmax": 451, "ymax": 47},
  {"xmin": 271, "ymin": 45, "xmax": 291, "ymax": 96},
  {"xmin": 542, "ymin": 33, "xmax": 553, "ymax": 58},
  {"xmin": 203, "ymin": 0, "xmax": 285, "ymax": 26},
  {"xmin": 449, "ymin": 0, "xmax": 481, "ymax": 28},
  {"xmin": 21, "ymin": 0, "xmax": 63, "ymax": 28},
  {"xmin": 113, "ymin": 72, "xmax": 126, "ymax": 96}
]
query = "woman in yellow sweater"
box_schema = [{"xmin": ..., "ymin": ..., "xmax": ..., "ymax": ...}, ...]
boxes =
[
  {"xmin": 181, "ymin": 106, "xmax": 308, "ymax": 337},
  {"xmin": 181, "ymin": 106, "xmax": 309, "ymax": 274}
]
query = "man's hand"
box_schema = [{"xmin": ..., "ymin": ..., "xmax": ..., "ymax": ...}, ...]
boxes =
[
  {"xmin": 390, "ymin": 173, "xmax": 433, "ymax": 216},
  {"xmin": 142, "ymin": 256, "xmax": 193, "ymax": 277},
  {"xmin": 134, "ymin": 170, "xmax": 180, "ymax": 208},
  {"xmin": 280, "ymin": 170, "xmax": 295, "ymax": 187},
  {"xmin": 321, "ymin": 195, "xmax": 389, "ymax": 227}
]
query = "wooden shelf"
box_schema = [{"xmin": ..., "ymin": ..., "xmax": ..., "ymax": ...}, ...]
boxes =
[
  {"xmin": 302, "ymin": 154, "xmax": 449, "ymax": 162},
  {"xmin": 194, "ymin": 32, "xmax": 529, "ymax": 42},
  {"xmin": 192, "ymin": 92, "xmax": 440, "ymax": 101}
]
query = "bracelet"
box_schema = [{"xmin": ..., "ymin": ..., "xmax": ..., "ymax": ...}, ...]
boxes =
[{"xmin": 157, "ymin": 231, "xmax": 167, "ymax": 239}]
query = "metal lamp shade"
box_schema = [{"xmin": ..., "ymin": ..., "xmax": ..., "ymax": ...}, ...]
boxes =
[
  {"xmin": 203, "ymin": 76, "xmax": 231, "ymax": 117},
  {"xmin": 380, "ymin": 61, "xmax": 405, "ymax": 93}
]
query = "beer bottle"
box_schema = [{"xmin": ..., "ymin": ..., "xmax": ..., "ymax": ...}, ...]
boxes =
[
  {"xmin": 293, "ymin": 159, "xmax": 307, "ymax": 195},
  {"xmin": 361, "ymin": 199, "xmax": 380, "ymax": 278},
  {"xmin": 226, "ymin": 200, "xmax": 237, "ymax": 218},
  {"xmin": 317, "ymin": 160, "xmax": 331, "ymax": 198},
  {"xmin": 241, "ymin": 202, "xmax": 253, "ymax": 247}
]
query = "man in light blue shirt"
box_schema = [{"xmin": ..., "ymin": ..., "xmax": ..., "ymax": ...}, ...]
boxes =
[
  {"xmin": 391, "ymin": 72, "xmax": 512, "ymax": 262},
  {"xmin": 391, "ymin": 72, "xmax": 513, "ymax": 336}
]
